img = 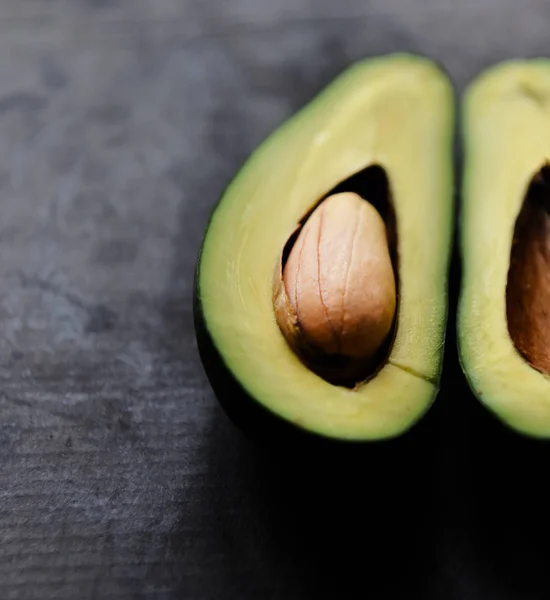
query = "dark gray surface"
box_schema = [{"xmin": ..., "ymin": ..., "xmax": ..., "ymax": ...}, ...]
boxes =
[{"xmin": 2, "ymin": 1, "xmax": 550, "ymax": 599}]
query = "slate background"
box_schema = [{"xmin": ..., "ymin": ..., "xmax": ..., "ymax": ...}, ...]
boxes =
[{"xmin": 2, "ymin": 1, "xmax": 550, "ymax": 599}]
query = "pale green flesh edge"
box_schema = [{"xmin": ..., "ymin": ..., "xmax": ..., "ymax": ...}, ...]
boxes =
[
  {"xmin": 199, "ymin": 53, "xmax": 454, "ymax": 440},
  {"xmin": 458, "ymin": 58, "xmax": 550, "ymax": 438}
]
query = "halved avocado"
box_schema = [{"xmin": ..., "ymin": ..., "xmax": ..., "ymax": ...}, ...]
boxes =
[
  {"xmin": 194, "ymin": 53, "xmax": 455, "ymax": 443},
  {"xmin": 459, "ymin": 59, "xmax": 550, "ymax": 438}
]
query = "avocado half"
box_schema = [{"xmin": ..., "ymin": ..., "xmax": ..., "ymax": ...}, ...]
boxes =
[
  {"xmin": 459, "ymin": 59, "xmax": 550, "ymax": 438},
  {"xmin": 194, "ymin": 54, "xmax": 455, "ymax": 443}
]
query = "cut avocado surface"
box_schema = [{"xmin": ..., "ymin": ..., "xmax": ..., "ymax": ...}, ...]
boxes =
[
  {"xmin": 459, "ymin": 59, "xmax": 550, "ymax": 438},
  {"xmin": 194, "ymin": 53, "xmax": 455, "ymax": 442}
]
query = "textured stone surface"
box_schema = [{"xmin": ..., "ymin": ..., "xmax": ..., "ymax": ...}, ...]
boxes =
[{"xmin": 1, "ymin": 1, "xmax": 550, "ymax": 598}]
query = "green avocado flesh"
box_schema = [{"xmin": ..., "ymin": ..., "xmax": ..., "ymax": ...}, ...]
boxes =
[
  {"xmin": 459, "ymin": 59, "xmax": 550, "ymax": 438},
  {"xmin": 196, "ymin": 54, "xmax": 455, "ymax": 441}
]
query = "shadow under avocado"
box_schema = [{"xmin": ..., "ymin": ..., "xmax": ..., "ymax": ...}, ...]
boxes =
[{"xmin": 200, "ymin": 397, "xmax": 441, "ymax": 600}]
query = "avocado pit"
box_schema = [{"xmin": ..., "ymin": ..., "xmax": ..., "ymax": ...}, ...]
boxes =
[
  {"xmin": 273, "ymin": 165, "xmax": 399, "ymax": 387},
  {"xmin": 506, "ymin": 163, "xmax": 550, "ymax": 374}
]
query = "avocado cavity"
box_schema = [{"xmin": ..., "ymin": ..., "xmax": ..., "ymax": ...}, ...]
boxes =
[
  {"xmin": 507, "ymin": 163, "xmax": 550, "ymax": 374},
  {"xmin": 273, "ymin": 165, "xmax": 398, "ymax": 387}
]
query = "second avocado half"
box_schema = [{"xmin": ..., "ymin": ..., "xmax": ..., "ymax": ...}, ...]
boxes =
[
  {"xmin": 194, "ymin": 54, "xmax": 455, "ymax": 443},
  {"xmin": 459, "ymin": 59, "xmax": 550, "ymax": 438}
]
